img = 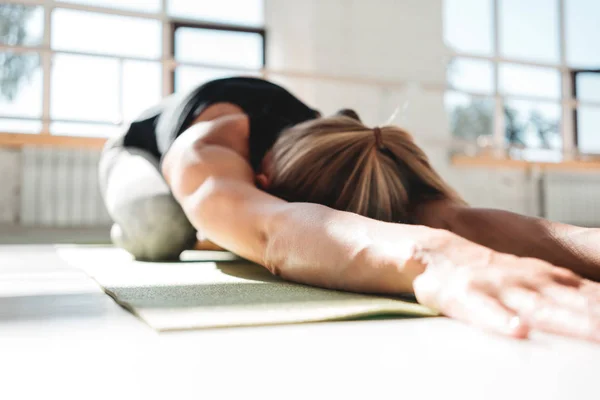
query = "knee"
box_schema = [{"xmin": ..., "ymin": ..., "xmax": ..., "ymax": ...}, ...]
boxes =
[{"xmin": 111, "ymin": 194, "xmax": 197, "ymax": 261}]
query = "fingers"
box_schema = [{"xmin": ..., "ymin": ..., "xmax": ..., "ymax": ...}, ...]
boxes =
[
  {"xmin": 581, "ymin": 280, "xmax": 600, "ymax": 303},
  {"xmin": 501, "ymin": 285, "xmax": 600, "ymax": 343},
  {"xmin": 549, "ymin": 266, "xmax": 583, "ymax": 287},
  {"xmin": 413, "ymin": 253, "xmax": 600, "ymax": 343},
  {"xmin": 529, "ymin": 304, "xmax": 600, "ymax": 343},
  {"xmin": 412, "ymin": 269, "xmax": 442, "ymax": 312},
  {"xmin": 446, "ymin": 289, "xmax": 530, "ymax": 339},
  {"xmin": 415, "ymin": 268, "xmax": 530, "ymax": 339},
  {"xmin": 540, "ymin": 285, "xmax": 593, "ymax": 312}
]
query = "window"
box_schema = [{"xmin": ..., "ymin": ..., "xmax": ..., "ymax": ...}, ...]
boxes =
[
  {"xmin": 565, "ymin": 0, "xmax": 600, "ymax": 68},
  {"xmin": 59, "ymin": 0, "xmax": 161, "ymax": 13},
  {"xmin": 168, "ymin": 0, "xmax": 264, "ymax": 27},
  {"xmin": 446, "ymin": 92, "xmax": 495, "ymax": 146},
  {"xmin": 573, "ymin": 70, "xmax": 600, "ymax": 153},
  {"xmin": 0, "ymin": 4, "xmax": 44, "ymax": 47},
  {"xmin": 444, "ymin": 0, "xmax": 600, "ymax": 159},
  {"xmin": 172, "ymin": 22, "xmax": 265, "ymax": 92},
  {"xmin": 52, "ymin": 9, "xmax": 162, "ymax": 59},
  {"xmin": 499, "ymin": 0, "xmax": 559, "ymax": 64},
  {"xmin": 448, "ymin": 58, "xmax": 494, "ymax": 95},
  {"xmin": 0, "ymin": 0, "xmax": 265, "ymax": 138},
  {"xmin": 444, "ymin": 0, "xmax": 494, "ymax": 56}
]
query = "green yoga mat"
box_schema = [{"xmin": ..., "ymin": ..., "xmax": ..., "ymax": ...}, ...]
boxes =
[{"xmin": 57, "ymin": 246, "xmax": 438, "ymax": 331}]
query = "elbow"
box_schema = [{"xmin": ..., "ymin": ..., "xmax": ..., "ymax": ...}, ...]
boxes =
[
  {"xmin": 262, "ymin": 207, "xmax": 291, "ymax": 276},
  {"xmin": 262, "ymin": 204, "xmax": 317, "ymax": 277}
]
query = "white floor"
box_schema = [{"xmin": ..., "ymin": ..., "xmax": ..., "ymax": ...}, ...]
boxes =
[{"xmin": 1, "ymin": 245, "xmax": 599, "ymax": 400}]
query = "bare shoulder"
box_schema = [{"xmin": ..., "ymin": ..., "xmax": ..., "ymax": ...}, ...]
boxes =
[
  {"xmin": 178, "ymin": 111, "xmax": 250, "ymax": 150},
  {"xmin": 193, "ymin": 102, "xmax": 246, "ymax": 124},
  {"xmin": 163, "ymin": 111, "xmax": 250, "ymax": 173},
  {"xmin": 163, "ymin": 114, "xmax": 253, "ymax": 199}
]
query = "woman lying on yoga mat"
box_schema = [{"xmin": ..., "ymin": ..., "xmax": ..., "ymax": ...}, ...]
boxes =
[{"xmin": 100, "ymin": 76, "xmax": 600, "ymax": 343}]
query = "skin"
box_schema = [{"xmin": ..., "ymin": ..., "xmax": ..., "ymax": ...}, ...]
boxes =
[{"xmin": 162, "ymin": 103, "xmax": 600, "ymax": 343}]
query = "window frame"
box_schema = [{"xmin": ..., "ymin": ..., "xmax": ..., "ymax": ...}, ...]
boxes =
[
  {"xmin": 170, "ymin": 20, "xmax": 266, "ymax": 93},
  {"xmin": 446, "ymin": 0, "xmax": 600, "ymax": 158},
  {"xmin": 0, "ymin": 0, "xmax": 267, "ymax": 146},
  {"xmin": 570, "ymin": 68, "xmax": 600, "ymax": 149}
]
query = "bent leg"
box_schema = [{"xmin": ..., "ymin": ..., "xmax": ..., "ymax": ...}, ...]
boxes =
[{"xmin": 99, "ymin": 136, "xmax": 196, "ymax": 261}]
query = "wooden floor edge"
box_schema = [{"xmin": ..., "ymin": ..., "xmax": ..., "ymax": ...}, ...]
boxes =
[
  {"xmin": 451, "ymin": 155, "xmax": 600, "ymax": 170},
  {"xmin": 0, "ymin": 132, "xmax": 107, "ymax": 149}
]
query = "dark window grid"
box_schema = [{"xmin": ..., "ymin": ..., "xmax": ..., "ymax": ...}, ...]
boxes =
[
  {"xmin": 570, "ymin": 68, "xmax": 600, "ymax": 148},
  {"xmin": 169, "ymin": 20, "xmax": 267, "ymax": 93}
]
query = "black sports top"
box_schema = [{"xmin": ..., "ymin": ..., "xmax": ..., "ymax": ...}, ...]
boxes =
[{"xmin": 121, "ymin": 77, "xmax": 320, "ymax": 170}]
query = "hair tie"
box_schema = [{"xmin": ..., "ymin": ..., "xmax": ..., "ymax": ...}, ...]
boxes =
[{"xmin": 373, "ymin": 127, "xmax": 384, "ymax": 149}]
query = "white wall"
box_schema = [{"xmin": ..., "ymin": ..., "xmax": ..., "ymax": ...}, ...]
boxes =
[{"xmin": 266, "ymin": 0, "xmax": 447, "ymax": 127}]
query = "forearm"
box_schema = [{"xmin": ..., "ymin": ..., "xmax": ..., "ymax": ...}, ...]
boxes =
[
  {"xmin": 448, "ymin": 207, "xmax": 600, "ymax": 281},
  {"xmin": 264, "ymin": 203, "xmax": 450, "ymax": 294},
  {"xmin": 177, "ymin": 176, "xmax": 440, "ymax": 295}
]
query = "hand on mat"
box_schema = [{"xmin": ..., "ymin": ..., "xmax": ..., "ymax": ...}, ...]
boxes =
[{"xmin": 413, "ymin": 238, "xmax": 600, "ymax": 343}]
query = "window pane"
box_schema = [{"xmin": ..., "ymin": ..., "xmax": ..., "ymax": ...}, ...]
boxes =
[
  {"xmin": 566, "ymin": 0, "xmax": 600, "ymax": 68},
  {"xmin": 446, "ymin": 92, "xmax": 494, "ymax": 142},
  {"xmin": 175, "ymin": 66, "xmax": 259, "ymax": 93},
  {"xmin": 59, "ymin": 0, "xmax": 161, "ymax": 13},
  {"xmin": 50, "ymin": 122, "xmax": 121, "ymax": 137},
  {"xmin": 51, "ymin": 54, "xmax": 120, "ymax": 123},
  {"xmin": 169, "ymin": 0, "xmax": 264, "ymax": 27},
  {"xmin": 0, "ymin": 52, "xmax": 42, "ymax": 118},
  {"xmin": 0, "ymin": 118, "xmax": 41, "ymax": 134},
  {"xmin": 448, "ymin": 58, "xmax": 494, "ymax": 94},
  {"xmin": 576, "ymin": 72, "xmax": 600, "ymax": 103},
  {"xmin": 52, "ymin": 9, "xmax": 161, "ymax": 58},
  {"xmin": 499, "ymin": 64, "xmax": 561, "ymax": 99},
  {"xmin": 122, "ymin": 61, "xmax": 161, "ymax": 122},
  {"xmin": 444, "ymin": 0, "xmax": 493, "ymax": 55},
  {"xmin": 505, "ymin": 100, "xmax": 561, "ymax": 149},
  {"xmin": 499, "ymin": 0, "xmax": 559, "ymax": 63},
  {"xmin": 175, "ymin": 28, "xmax": 263, "ymax": 69},
  {"xmin": 577, "ymin": 106, "xmax": 600, "ymax": 154},
  {"xmin": 0, "ymin": 4, "xmax": 44, "ymax": 46}
]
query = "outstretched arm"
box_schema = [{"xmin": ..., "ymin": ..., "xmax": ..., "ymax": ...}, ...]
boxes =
[
  {"xmin": 439, "ymin": 205, "xmax": 600, "ymax": 281},
  {"xmin": 163, "ymin": 116, "xmax": 600, "ymax": 342},
  {"xmin": 161, "ymin": 115, "xmax": 433, "ymax": 293}
]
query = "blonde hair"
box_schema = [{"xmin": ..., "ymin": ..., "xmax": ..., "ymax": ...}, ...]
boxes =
[{"xmin": 268, "ymin": 116, "xmax": 463, "ymax": 223}]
